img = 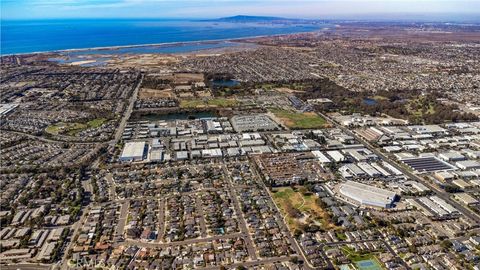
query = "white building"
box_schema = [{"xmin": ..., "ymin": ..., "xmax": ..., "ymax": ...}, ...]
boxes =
[
  {"xmin": 119, "ymin": 141, "xmax": 147, "ymax": 162},
  {"xmin": 339, "ymin": 181, "xmax": 398, "ymax": 208}
]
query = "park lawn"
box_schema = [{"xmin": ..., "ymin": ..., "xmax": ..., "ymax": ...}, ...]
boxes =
[
  {"xmin": 341, "ymin": 247, "xmax": 385, "ymax": 270},
  {"xmin": 180, "ymin": 98, "xmax": 238, "ymax": 108},
  {"xmin": 407, "ymin": 96, "xmax": 436, "ymax": 117},
  {"xmin": 336, "ymin": 231, "xmax": 348, "ymax": 241},
  {"xmin": 87, "ymin": 118, "xmax": 107, "ymax": 128},
  {"xmin": 180, "ymin": 99, "xmax": 205, "ymax": 108},
  {"xmin": 45, "ymin": 118, "xmax": 107, "ymax": 136},
  {"xmin": 272, "ymin": 187, "xmax": 336, "ymax": 232},
  {"xmin": 270, "ymin": 108, "xmax": 327, "ymax": 129},
  {"xmin": 354, "ymin": 258, "xmax": 384, "ymax": 270},
  {"xmin": 207, "ymin": 98, "xmax": 238, "ymax": 107}
]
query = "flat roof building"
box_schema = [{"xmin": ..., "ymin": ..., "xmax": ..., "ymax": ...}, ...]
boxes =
[
  {"xmin": 401, "ymin": 156, "xmax": 456, "ymax": 173},
  {"xmin": 454, "ymin": 193, "xmax": 478, "ymax": 206},
  {"xmin": 456, "ymin": 160, "xmax": 480, "ymax": 170},
  {"xmin": 339, "ymin": 181, "xmax": 398, "ymax": 208},
  {"xmin": 120, "ymin": 141, "xmax": 147, "ymax": 162}
]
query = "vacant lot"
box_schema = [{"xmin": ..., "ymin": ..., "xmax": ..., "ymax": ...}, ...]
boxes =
[
  {"xmin": 270, "ymin": 108, "xmax": 327, "ymax": 129},
  {"xmin": 138, "ymin": 88, "xmax": 174, "ymax": 99}
]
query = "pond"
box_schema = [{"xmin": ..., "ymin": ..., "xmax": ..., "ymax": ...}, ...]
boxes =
[
  {"xmin": 363, "ymin": 98, "xmax": 378, "ymax": 106},
  {"xmin": 211, "ymin": 79, "xmax": 240, "ymax": 87}
]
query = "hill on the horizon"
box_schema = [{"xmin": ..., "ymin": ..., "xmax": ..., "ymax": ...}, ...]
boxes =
[{"xmin": 205, "ymin": 15, "xmax": 307, "ymax": 23}]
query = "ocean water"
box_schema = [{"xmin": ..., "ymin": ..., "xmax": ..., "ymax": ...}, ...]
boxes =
[{"xmin": 1, "ymin": 19, "xmax": 323, "ymax": 55}]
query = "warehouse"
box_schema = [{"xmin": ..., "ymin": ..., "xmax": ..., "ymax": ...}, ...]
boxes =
[
  {"xmin": 456, "ymin": 160, "xmax": 480, "ymax": 170},
  {"xmin": 119, "ymin": 141, "xmax": 147, "ymax": 162},
  {"xmin": 357, "ymin": 162, "xmax": 381, "ymax": 177},
  {"xmin": 326, "ymin": 150, "xmax": 345, "ymax": 162},
  {"xmin": 339, "ymin": 181, "xmax": 398, "ymax": 208},
  {"xmin": 311, "ymin": 150, "xmax": 331, "ymax": 164},
  {"xmin": 381, "ymin": 161, "xmax": 403, "ymax": 176},
  {"xmin": 452, "ymin": 179, "xmax": 472, "ymax": 190},
  {"xmin": 339, "ymin": 164, "xmax": 366, "ymax": 179},
  {"xmin": 454, "ymin": 193, "xmax": 478, "ymax": 206},
  {"xmin": 401, "ymin": 156, "xmax": 455, "ymax": 172}
]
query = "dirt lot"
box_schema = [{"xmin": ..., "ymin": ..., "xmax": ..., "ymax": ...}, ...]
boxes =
[{"xmin": 138, "ymin": 88, "xmax": 174, "ymax": 99}]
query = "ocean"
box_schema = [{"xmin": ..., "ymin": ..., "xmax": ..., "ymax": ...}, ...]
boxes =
[{"xmin": 0, "ymin": 19, "xmax": 323, "ymax": 55}]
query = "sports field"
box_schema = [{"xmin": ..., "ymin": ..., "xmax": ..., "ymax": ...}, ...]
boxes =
[{"xmin": 355, "ymin": 259, "xmax": 383, "ymax": 270}]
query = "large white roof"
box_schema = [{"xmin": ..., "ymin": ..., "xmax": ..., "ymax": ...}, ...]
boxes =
[{"xmin": 121, "ymin": 141, "xmax": 146, "ymax": 159}]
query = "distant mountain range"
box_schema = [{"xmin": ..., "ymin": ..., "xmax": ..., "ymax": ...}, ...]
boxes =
[{"xmin": 204, "ymin": 15, "xmax": 314, "ymax": 23}]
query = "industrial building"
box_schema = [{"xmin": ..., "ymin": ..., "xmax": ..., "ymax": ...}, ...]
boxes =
[
  {"xmin": 401, "ymin": 156, "xmax": 456, "ymax": 173},
  {"xmin": 454, "ymin": 193, "xmax": 479, "ymax": 206},
  {"xmin": 119, "ymin": 141, "xmax": 147, "ymax": 162},
  {"xmin": 417, "ymin": 196, "xmax": 459, "ymax": 218},
  {"xmin": 339, "ymin": 181, "xmax": 398, "ymax": 208}
]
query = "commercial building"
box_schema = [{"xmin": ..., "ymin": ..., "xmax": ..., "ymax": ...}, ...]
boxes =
[
  {"xmin": 119, "ymin": 141, "xmax": 147, "ymax": 162},
  {"xmin": 339, "ymin": 181, "xmax": 398, "ymax": 208}
]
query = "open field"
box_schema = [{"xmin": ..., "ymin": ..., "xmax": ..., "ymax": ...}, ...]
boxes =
[
  {"xmin": 270, "ymin": 108, "xmax": 328, "ymax": 129},
  {"xmin": 179, "ymin": 98, "xmax": 238, "ymax": 108},
  {"xmin": 46, "ymin": 118, "xmax": 107, "ymax": 136},
  {"xmin": 272, "ymin": 186, "xmax": 335, "ymax": 232},
  {"xmin": 138, "ymin": 88, "xmax": 174, "ymax": 99}
]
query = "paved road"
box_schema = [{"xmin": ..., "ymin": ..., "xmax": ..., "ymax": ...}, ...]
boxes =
[
  {"xmin": 109, "ymin": 74, "xmax": 143, "ymax": 151},
  {"xmin": 198, "ymin": 256, "xmax": 297, "ymax": 270},
  {"xmin": 222, "ymin": 164, "xmax": 258, "ymax": 261},
  {"xmin": 156, "ymin": 199, "xmax": 166, "ymax": 243},
  {"xmin": 195, "ymin": 196, "xmax": 208, "ymax": 238},
  {"xmin": 104, "ymin": 173, "xmax": 116, "ymax": 200},
  {"xmin": 323, "ymin": 239, "xmax": 410, "ymax": 269},
  {"xmin": 318, "ymin": 111, "xmax": 480, "ymax": 224},
  {"xmin": 1, "ymin": 263, "xmax": 53, "ymax": 270},
  {"xmin": 248, "ymin": 162, "xmax": 323, "ymax": 269},
  {"xmin": 115, "ymin": 201, "xmax": 129, "ymax": 238},
  {"xmin": 116, "ymin": 233, "xmax": 243, "ymax": 248},
  {"xmin": 60, "ymin": 206, "xmax": 90, "ymax": 270},
  {"xmin": 0, "ymin": 129, "xmax": 104, "ymax": 145}
]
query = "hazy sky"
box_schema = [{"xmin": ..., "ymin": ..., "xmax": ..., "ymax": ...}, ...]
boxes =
[{"xmin": 2, "ymin": 0, "xmax": 479, "ymax": 20}]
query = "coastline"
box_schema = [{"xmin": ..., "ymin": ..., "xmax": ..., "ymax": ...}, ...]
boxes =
[{"xmin": 1, "ymin": 28, "xmax": 326, "ymax": 57}]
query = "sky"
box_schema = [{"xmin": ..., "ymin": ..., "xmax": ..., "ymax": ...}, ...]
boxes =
[{"xmin": 1, "ymin": 0, "xmax": 480, "ymax": 20}]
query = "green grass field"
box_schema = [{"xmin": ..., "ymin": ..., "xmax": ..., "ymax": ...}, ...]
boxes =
[
  {"xmin": 45, "ymin": 118, "xmax": 107, "ymax": 136},
  {"xmin": 272, "ymin": 187, "xmax": 335, "ymax": 232},
  {"xmin": 341, "ymin": 247, "xmax": 384, "ymax": 270},
  {"xmin": 270, "ymin": 108, "xmax": 327, "ymax": 129},
  {"xmin": 180, "ymin": 98, "xmax": 238, "ymax": 108},
  {"xmin": 355, "ymin": 259, "xmax": 383, "ymax": 270}
]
